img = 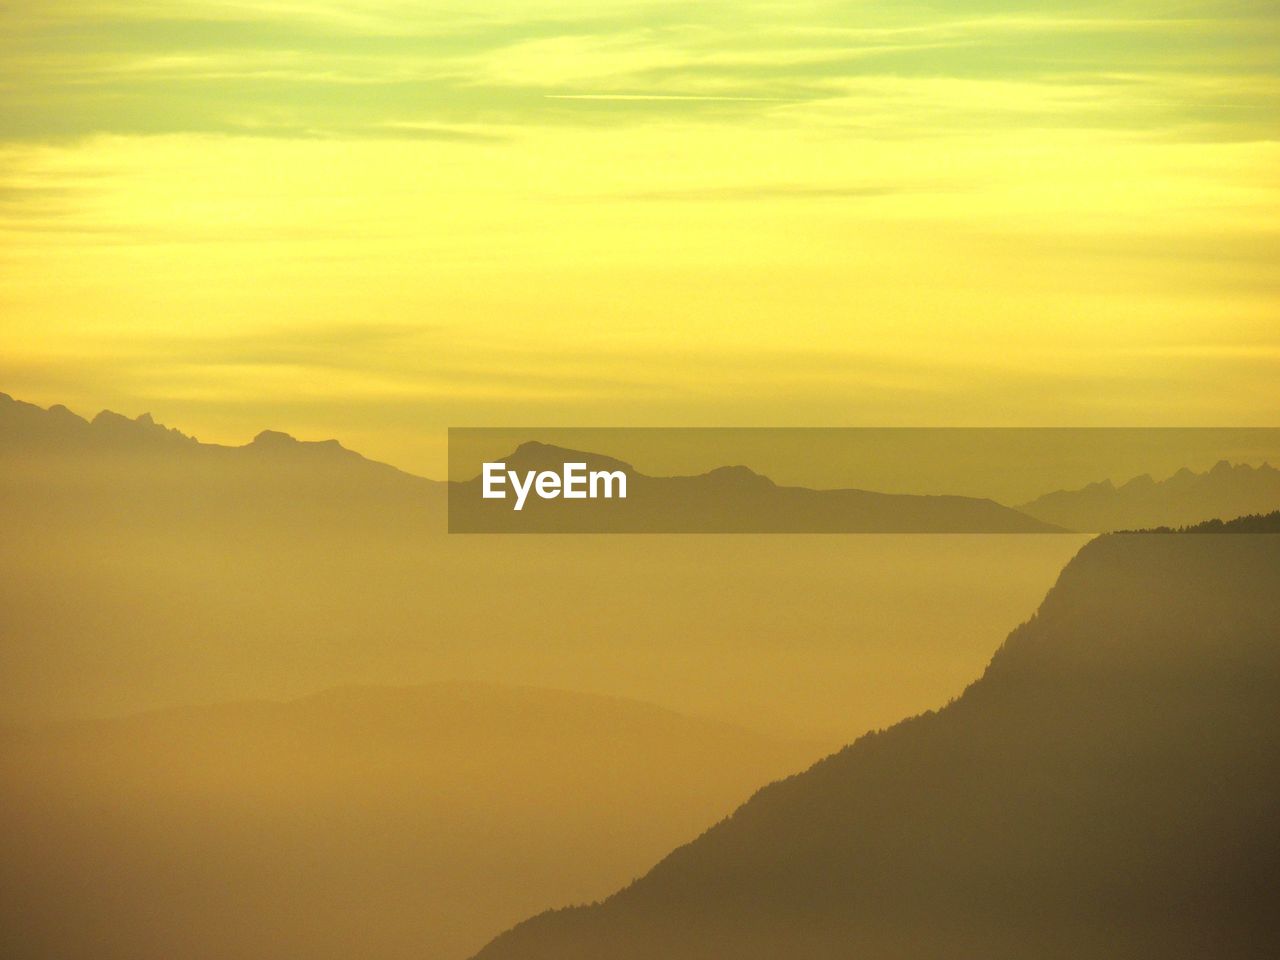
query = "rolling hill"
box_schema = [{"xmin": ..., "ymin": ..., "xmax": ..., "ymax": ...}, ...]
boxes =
[{"xmin": 0, "ymin": 683, "xmax": 822, "ymax": 960}]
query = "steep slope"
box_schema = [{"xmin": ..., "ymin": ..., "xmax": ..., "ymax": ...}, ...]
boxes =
[
  {"xmin": 0, "ymin": 684, "xmax": 823, "ymax": 960},
  {"xmin": 474, "ymin": 515, "xmax": 1280, "ymax": 960},
  {"xmin": 1019, "ymin": 460, "xmax": 1280, "ymax": 532}
]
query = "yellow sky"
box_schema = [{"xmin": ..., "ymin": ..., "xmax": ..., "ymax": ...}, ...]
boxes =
[{"xmin": 1, "ymin": 1, "xmax": 1277, "ymax": 476}]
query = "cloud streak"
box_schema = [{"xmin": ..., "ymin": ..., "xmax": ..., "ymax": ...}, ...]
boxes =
[{"xmin": 1, "ymin": 1, "xmax": 1277, "ymax": 141}]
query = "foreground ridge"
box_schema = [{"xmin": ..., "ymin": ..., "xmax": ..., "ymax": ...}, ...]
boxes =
[{"xmin": 475, "ymin": 515, "xmax": 1280, "ymax": 960}]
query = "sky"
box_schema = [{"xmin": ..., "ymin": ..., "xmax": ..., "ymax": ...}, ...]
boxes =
[{"xmin": 1, "ymin": 0, "xmax": 1277, "ymax": 477}]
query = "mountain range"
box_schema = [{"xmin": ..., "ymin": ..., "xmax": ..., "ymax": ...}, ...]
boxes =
[
  {"xmin": 1, "ymin": 390, "xmax": 1087, "ymax": 747},
  {"xmin": 1018, "ymin": 460, "xmax": 1280, "ymax": 532},
  {"xmin": 0, "ymin": 391, "xmax": 439, "ymax": 536},
  {"xmin": 450, "ymin": 440, "xmax": 1061, "ymax": 533},
  {"xmin": 474, "ymin": 513, "xmax": 1280, "ymax": 959},
  {"xmin": 4, "ymin": 390, "xmax": 1278, "ymax": 958},
  {"xmin": 2, "ymin": 394, "xmax": 1059, "ymax": 534},
  {"xmin": 9, "ymin": 393, "xmax": 1277, "ymax": 535}
]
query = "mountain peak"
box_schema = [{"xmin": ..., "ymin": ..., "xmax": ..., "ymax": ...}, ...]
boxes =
[
  {"xmin": 90, "ymin": 409, "xmax": 128, "ymax": 427},
  {"xmin": 1020, "ymin": 460, "xmax": 1280, "ymax": 532},
  {"xmin": 500, "ymin": 441, "xmax": 636, "ymax": 476},
  {"xmin": 248, "ymin": 429, "xmax": 360, "ymax": 465},
  {"xmin": 91, "ymin": 408, "xmax": 159, "ymax": 430},
  {"xmin": 86, "ymin": 407, "xmax": 193, "ymax": 444},
  {"xmin": 701, "ymin": 464, "xmax": 774, "ymax": 488},
  {"xmin": 47, "ymin": 403, "xmax": 82, "ymax": 422},
  {"xmin": 1118, "ymin": 473, "xmax": 1154, "ymax": 490},
  {"xmin": 252, "ymin": 429, "xmax": 297, "ymax": 446}
]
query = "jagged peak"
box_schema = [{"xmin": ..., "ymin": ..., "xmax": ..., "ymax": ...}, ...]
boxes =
[
  {"xmin": 90, "ymin": 409, "xmax": 129, "ymax": 426},
  {"xmin": 47, "ymin": 403, "xmax": 81, "ymax": 421},
  {"xmin": 1118, "ymin": 473, "xmax": 1154, "ymax": 490},
  {"xmin": 88, "ymin": 407, "xmax": 191, "ymax": 443},
  {"xmin": 91, "ymin": 408, "xmax": 161, "ymax": 429}
]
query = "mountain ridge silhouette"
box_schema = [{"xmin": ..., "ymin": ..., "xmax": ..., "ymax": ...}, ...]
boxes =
[
  {"xmin": 0, "ymin": 391, "xmax": 416, "ymax": 477},
  {"xmin": 1, "ymin": 388, "xmax": 1086, "ymax": 735},
  {"xmin": 3, "ymin": 392, "xmax": 1060, "ymax": 532},
  {"xmin": 451, "ymin": 441, "xmax": 1061, "ymax": 533},
  {"xmin": 1019, "ymin": 460, "xmax": 1280, "ymax": 532}
]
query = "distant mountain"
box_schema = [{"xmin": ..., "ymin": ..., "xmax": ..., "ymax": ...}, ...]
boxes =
[
  {"xmin": 1018, "ymin": 460, "xmax": 1280, "ymax": 532},
  {"xmin": 4, "ymin": 394, "xmax": 1060, "ymax": 534},
  {"xmin": 451, "ymin": 441, "xmax": 1061, "ymax": 533},
  {"xmin": 473, "ymin": 514, "xmax": 1280, "ymax": 960},
  {"xmin": 0, "ymin": 683, "xmax": 823, "ymax": 960},
  {"xmin": 0, "ymin": 391, "xmax": 438, "ymax": 526},
  {"xmin": 0, "ymin": 390, "xmax": 1085, "ymax": 737}
]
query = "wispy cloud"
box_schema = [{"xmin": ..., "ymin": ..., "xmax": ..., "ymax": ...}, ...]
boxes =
[
  {"xmin": 2, "ymin": 0, "xmax": 1277, "ymax": 455},
  {"xmin": 545, "ymin": 94, "xmax": 794, "ymax": 101},
  {"xmin": 610, "ymin": 181, "xmax": 952, "ymax": 202},
  {"xmin": 1, "ymin": 1, "xmax": 1277, "ymax": 142}
]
